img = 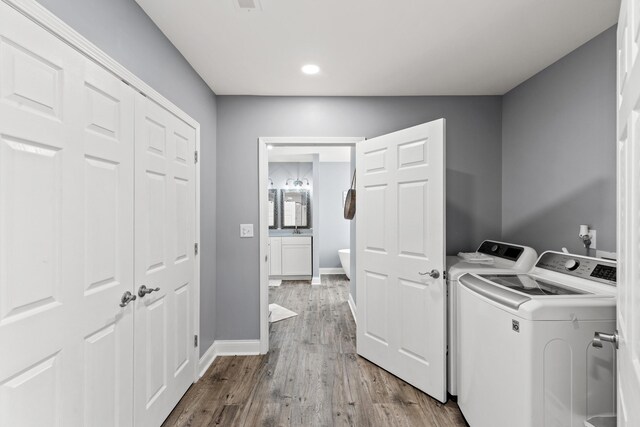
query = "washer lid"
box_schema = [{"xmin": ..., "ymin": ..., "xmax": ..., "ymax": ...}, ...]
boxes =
[
  {"xmin": 459, "ymin": 274, "xmax": 531, "ymax": 310},
  {"xmin": 478, "ymin": 274, "xmax": 589, "ymax": 296},
  {"xmin": 459, "ymin": 273, "xmax": 616, "ymax": 321}
]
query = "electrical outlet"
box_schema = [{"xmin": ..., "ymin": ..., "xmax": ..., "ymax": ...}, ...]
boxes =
[
  {"xmin": 589, "ymin": 229, "xmax": 597, "ymax": 250},
  {"xmin": 240, "ymin": 224, "xmax": 254, "ymax": 238}
]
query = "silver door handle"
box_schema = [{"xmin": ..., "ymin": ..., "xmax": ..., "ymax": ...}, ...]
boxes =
[
  {"xmin": 120, "ymin": 291, "xmax": 137, "ymax": 307},
  {"xmin": 593, "ymin": 330, "xmax": 619, "ymax": 349},
  {"xmin": 419, "ymin": 269, "xmax": 440, "ymax": 279},
  {"xmin": 138, "ymin": 285, "xmax": 160, "ymax": 298}
]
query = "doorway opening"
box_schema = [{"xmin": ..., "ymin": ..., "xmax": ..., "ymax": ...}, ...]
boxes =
[{"xmin": 258, "ymin": 138, "xmax": 364, "ymax": 353}]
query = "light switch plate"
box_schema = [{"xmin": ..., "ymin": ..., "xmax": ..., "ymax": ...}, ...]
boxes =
[{"xmin": 240, "ymin": 224, "xmax": 254, "ymax": 238}]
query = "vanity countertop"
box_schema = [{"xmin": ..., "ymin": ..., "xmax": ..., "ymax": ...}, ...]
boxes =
[{"xmin": 269, "ymin": 229, "xmax": 313, "ymax": 237}]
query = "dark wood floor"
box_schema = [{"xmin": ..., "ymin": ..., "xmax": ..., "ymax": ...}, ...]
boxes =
[{"xmin": 163, "ymin": 275, "xmax": 466, "ymax": 426}]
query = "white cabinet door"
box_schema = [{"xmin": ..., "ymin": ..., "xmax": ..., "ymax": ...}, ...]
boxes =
[
  {"xmin": 616, "ymin": 1, "xmax": 640, "ymax": 424},
  {"xmin": 0, "ymin": 3, "xmax": 135, "ymax": 426},
  {"xmin": 356, "ymin": 119, "xmax": 447, "ymax": 403},
  {"xmin": 134, "ymin": 94, "xmax": 196, "ymax": 427},
  {"xmin": 270, "ymin": 237, "xmax": 282, "ymax": 276},
  {"xmin": 281, "ymin": 237, "xmax": 312, "ymax": 276}
]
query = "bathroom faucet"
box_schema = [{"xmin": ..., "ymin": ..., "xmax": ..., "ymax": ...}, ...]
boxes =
[{"xmin": 293, "ymin": 226, "xmax": 301, "ymax": 234}]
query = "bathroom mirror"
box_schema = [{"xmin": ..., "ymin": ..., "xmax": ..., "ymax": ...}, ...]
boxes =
[
  {"xmin": 268, "ymin": 189, "xmax": 278, "ymax": 229},
  {"xmin": 280, "ymin": 189, "xmax": 311, "ymax": 228}
]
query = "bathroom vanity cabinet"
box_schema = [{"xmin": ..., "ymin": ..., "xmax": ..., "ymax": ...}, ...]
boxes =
[{"xmin": 269, "ymin": 236, "xmax": 312, "ymax": 277}]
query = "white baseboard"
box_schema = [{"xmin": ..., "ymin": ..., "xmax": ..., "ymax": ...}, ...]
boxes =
[
  {"xmin": 348, "ymin": 293, "xmax": 357, "ymax": 324},
  {"xmin": 320, "ymin": 267, "xmax": 345, "ymax": 275},
  {"xmin": 197, "ymin": 339, "xmax": 261, "ymax": 379},
  {"xmin": 198, "ymin": 342, "xmax": 217, "ymax": 378},
  {"xmin": 214, "ymin": 339, "xmax": 261, "ymax": 356},
  {"xmin": 311, "ymin": 276, "xmax": 321, "ymax": 285}
]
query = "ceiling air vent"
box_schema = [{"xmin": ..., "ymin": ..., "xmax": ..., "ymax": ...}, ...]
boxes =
[{"xmin": 235, "ymin": 0, "xmax": 262, "ymax": 11}]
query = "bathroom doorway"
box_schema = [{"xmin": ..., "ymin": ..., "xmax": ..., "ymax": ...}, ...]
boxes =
[{"xmin": 257, "ymin": 138, "xmax": 363, "ymax": 353}]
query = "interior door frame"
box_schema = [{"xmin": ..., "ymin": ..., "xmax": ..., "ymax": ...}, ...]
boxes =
[
  {"xmin": 258, "ymin": 137, "xmax": 364, "ymax": 354},
  {"xmin": 4, "ymin": 0, "xmax": 202, "ymax": 383}
]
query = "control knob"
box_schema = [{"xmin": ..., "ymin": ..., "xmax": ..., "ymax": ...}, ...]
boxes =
[
  {"xmin": 565, "ymin": 259, "xmax": 580, "ymax": 271},
  {"xmin": 491, "ymin": 244, "xmax": 499, "ymax": 252}
]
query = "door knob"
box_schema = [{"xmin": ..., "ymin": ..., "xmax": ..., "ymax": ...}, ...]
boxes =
[
  {"xmin": 593, "ymin": 330, "xmax": 619, "ymax": 349},
  {"xmin": 419, "ymin": 269, "xmax": 440, "ymax": 279},
  {"xmin": 120, "ymin": 291, "xmax": 137, "ymax": 307},
  {"xmin": 138, "ymin": 285, "xmax": 161, "ymax": 298}
]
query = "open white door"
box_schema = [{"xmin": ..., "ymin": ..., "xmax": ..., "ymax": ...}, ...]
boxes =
[
  {"xmin": 356, "ymin": 119, "xmax": 446, "ymax": 402},
  {"xmin": 616, "ymin": 1, "xmax": 640, "ymax": 424}
]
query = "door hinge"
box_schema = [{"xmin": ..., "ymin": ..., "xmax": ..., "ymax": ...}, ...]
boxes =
[
  {"xmin": 194, "ymin": 151, "xmax": 198, "ymax": 164},
  {"xmin": 194, "ymin": 243, "xmax": 199, "ymax": 255},
  {"xmin": 194, "ymin": 335, "xmax": 198, "ymax": 347}
]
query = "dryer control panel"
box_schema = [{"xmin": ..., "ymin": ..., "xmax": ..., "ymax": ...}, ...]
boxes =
[
  {"xmin": 536, "ymin": 252, "xmax": 617, "ymax": 286},
  {"xmin": 477, "ymin": 241, "xmax": 524, "ymax": 261}
]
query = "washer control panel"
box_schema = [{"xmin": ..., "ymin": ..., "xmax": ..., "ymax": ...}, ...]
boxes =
[
  {"xmin": 478, "ymin": 241, "xmax": 525, "ymax": 261},
  {"xmin": 536, "ymin": 252, "xmax": 617, "ymax": 286}
]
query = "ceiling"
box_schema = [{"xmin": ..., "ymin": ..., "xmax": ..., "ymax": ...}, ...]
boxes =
[{"xmin": 135, "ymin": 0, "xmax": 619, "ymax": 96}]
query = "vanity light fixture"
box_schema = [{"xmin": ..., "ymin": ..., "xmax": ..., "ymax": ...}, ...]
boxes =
[
  {"xmin": 301, "ymin": 64, "xmax": 320, "ymax": 75},
  {"xmin": 286, "ymin": 178, "xmax": 310, "ymax": 187}
]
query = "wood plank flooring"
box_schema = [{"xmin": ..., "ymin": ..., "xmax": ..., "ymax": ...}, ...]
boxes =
[{"xmin": 163, "ymin": 275, "xmax": 467, "ymax": 427}]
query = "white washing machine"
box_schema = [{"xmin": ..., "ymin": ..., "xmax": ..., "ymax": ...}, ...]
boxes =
[
  {"xmin": 458, "ymin": 251, "xmax": 617, "ymax": 427},
  {"xmin": 446, "ymin": 240, "xmax": 537, "ymax": 396}
]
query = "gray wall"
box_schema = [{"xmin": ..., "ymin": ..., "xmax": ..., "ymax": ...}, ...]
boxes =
[
  {"xmin": 502, "ymin": 27, "xmax": 616, "ymax": 255},
  {"xmin": 36, "ymin": 0, "xmax": 218, "ymax": 356},
  {"xmin": 217, "ymin": 96, "xmax": 503, "ymax": 339},
  {"xmin": 319, "ymin": 162, "xmax": 352, "ymax": 269}
]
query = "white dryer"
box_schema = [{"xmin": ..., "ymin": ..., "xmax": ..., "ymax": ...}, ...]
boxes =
[
  {"xmin": 458, "ymin": 251, "xmax": 617, "ymax": 427},
  {"xmin": 446, "ymin": 240, "xmax": 537, "ymax": 396}
]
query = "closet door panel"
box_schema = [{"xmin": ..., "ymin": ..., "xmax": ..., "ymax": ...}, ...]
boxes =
[
  {"xmin": 135, "ymin": 98, "xmax": 171, "ymax": 425},
  {"xmin": 134, "ymin": 94, "xmax": 196, "ymax": 427},
  {"xmin": 0, "ymin": 4, "xmax": 83, "ymax": 426},
  {"xmin": 79, "ymin": 59, "xmax": 135, "ymax": 427},
  {"xmin": 169, "ymin": 118, "xmax": 196, "ymax": 391},
  {"xmin": 0, "ymin": 3, "xmax": 135, "ymax": 426}
]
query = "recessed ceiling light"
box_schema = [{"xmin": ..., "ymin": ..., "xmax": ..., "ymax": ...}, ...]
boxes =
[
  {"xmin": 267, "ymin": 144, "xmax": 274, "ymax": 150},
  {"xmin": 301, "ymin": 64, "xmax": 320, "ymax": 75}
]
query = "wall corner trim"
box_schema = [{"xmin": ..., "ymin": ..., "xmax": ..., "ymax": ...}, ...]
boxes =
[
  {"xmin": 348, "ymin": 293, "xmax": 357, "ymax": 324},
  {"xmin": 198, "ymin": 339, "xmax": 262, "ymax": 379}
]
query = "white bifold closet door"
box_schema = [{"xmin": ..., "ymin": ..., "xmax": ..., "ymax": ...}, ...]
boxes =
[
  {"xmin": 0, "ymin": 2, "xmax": 196, "ymax": 426},
  {"xmin": 133, "ymin": 94, "xmax": 196, "ymax": 427},
  {"xmin": 0, "ymin": 3, "xmax": 135, "ymax": 425}
]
